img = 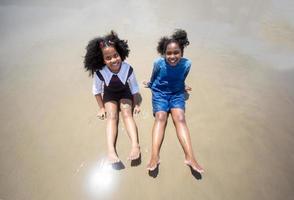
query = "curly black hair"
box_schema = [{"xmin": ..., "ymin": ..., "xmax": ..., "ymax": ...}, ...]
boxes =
[
  {"xmin": 84, "ymin": 31, "xmax": 130, "ymax": 76},
  {"xmin": 157, "ymin": 29, "xmax": 190, "ymax": 56}
]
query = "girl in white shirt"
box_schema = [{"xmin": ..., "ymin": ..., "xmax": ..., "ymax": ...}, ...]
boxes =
[{"xmin": 84, "ymin": 31, "xmax": 141, "ymax": 165}]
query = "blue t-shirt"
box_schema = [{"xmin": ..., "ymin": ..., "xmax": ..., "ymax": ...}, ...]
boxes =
[{"xmin": 149, "ymin": 57, "xmax": 191, "ymax": 95}]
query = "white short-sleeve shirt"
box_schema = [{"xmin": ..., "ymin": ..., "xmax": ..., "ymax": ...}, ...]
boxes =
[{"xmin": 92, "ymin": 62, "xmax": 139, "ymax": 95}]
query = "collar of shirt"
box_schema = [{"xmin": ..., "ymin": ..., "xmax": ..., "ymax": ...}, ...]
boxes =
[{"xmin": 99, "ymin": 62, "xmax": 130, "ymax": 86}]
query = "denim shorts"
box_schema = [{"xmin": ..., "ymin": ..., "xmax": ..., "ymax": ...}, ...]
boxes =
[{"xmin": 152, "ymin": 92, "xmax": 185, "ymax": 114}]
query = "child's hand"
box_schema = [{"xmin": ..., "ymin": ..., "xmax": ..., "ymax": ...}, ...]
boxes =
[
  {"xmin": 184, "ymin": 85, "xmax": 191, "ymax": 101},
  {"xmin": 142, "ymin": 80, "xmax": 150, "ymax": 88},
  {"xmin": 133, "ymin": 105, "xmax": 141, "ymax": 115},
  {"xmin": 185, "ymin": 85, "xmax": 192, "ymax": 92},
  {"xmin": 97, "ymin": 108, "xmax": 106, "ymax": 120}
]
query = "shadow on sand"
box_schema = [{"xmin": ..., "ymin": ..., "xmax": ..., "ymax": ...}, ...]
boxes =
[
  {"xmin": 189, "ymin": 166, "xmax": 202, "ymax": 180},
  {"xmin": 148, "ymin": 164, "xmax": 160, "ymax": 178},
  {"xmin": 131, "ymin": 154, "xmax": 142, "ymax": 167},
  {"xmin": 111, "ymin": 161, "xmax": 125, "ymax": 170}
]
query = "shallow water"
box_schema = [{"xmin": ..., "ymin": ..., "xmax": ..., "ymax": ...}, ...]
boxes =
[{"xmin": 1, "ymin": 1, "xmax": 294, "ymax": 200}]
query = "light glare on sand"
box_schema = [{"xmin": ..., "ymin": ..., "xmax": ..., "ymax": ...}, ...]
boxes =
[{"xmin": 87, "ymin": 159, "xmax": 115, "ymax": 196}]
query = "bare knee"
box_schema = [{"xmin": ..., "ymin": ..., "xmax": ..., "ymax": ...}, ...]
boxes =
[
  {"xmin": 104, "ymin": 101, "xmax": 119, "ymax": 121},
  {"xmin": 120, "ymin": 108, "xmax": 133, "ymax": 119},
  {"xmin": 120, "ymin": 100, "xmax": 133, "ymax": 119},
  {"xmin": 172, "ymin": 113, "xmax": 186, "ymax": 124},
  {"xmin": 107, "ymin": 111, "xmax": 118, "ymax": 121},
  {"xmin": 155, "ymin": 112, "xmax": 168, "ymax": 123}
]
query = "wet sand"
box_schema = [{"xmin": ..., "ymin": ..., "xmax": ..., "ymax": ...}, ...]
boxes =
[{"xmin": 1, "ymin": 0, "xmax": 294, "ymax": 199}]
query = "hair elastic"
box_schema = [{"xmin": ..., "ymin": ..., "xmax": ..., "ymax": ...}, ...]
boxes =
[{"xmin": 99, "ymin": 41, "xmax": 104, "ymax": 48}]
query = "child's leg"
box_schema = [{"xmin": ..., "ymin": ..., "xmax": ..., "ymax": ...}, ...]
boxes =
[
  {"xmin": 147, "ymin": 111, "xmax": 168, "ymax": 170},
  {"xmin": 119, "ymin": 99, "xmax": 140, "ymax": 160},
  {"xmin": 104, "ymin": 101, "xmax": 120, "ymax": 164},
  {"xmin": 170, "ymin": 108, "xmax": 204, "ymax": 173}
]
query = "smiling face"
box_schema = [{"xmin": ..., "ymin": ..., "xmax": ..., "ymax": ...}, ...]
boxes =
[
  {"xmin": 165, "ymin": 42, "xmax": 182, "ymax": 66},
  {"xmin": 102, "ymin": 46, "xmax": 122, "ymax": 73}
]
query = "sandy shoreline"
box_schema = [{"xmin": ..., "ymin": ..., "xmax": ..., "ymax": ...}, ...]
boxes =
[{"xmin": 1, "ymin": 1, "xmax": 294, "ymax": 200}]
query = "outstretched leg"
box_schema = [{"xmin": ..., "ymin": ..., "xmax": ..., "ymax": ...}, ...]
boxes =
[
  {"xmin": 120, "ymin": 99, "xmax": 140, "ymax": 161},
  {"xmin": 170, "ymin": 108, "xmax": 204, "ymax": 173},
  {"xmin": 104, "ymin": 101, "xmax": 120, "ymax": 164},
  {"xmin": 147, "ymin": 111, "xmax": 168, "ymax": 170}
]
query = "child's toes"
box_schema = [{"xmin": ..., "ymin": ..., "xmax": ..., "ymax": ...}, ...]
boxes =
[{"xmin": 128, "ymin": 146, "xmax": 140, "ymax": 161}]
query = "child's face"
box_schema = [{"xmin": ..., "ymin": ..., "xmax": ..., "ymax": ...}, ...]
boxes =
[
  {"xmin": 165, "ymin": 42, "xmax": 182, "ymax": 66},
  {"xmin": 102, "ymin": 46, "xmax": 122, "ymax": 73}
]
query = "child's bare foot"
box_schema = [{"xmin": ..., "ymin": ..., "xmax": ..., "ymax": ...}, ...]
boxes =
[
  {"xmin": 147, "ymin": 156, "xmax": 160, "ymax": 171},
  {"xmin": 127, "ymin": 146, "xmax": 140, "ymax": 161},
  {"xmin": 184, "ymin": 157, "xmax": 204, "ymax": 173},
  {"xmin": 107, "ymin": 152, "xmax": 120, "ymax": 164}
]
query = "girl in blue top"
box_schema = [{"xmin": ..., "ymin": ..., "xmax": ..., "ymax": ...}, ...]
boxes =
[
  {"xmin": 84, "ymin": 31, "xmax": 141, "ymax": 164},
  {"xmin": 144, "ymin": 29, "xmax": 204, "ymax": 173}
]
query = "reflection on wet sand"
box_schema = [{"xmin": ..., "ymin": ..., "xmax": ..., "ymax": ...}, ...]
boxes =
[{"xmin": 87, "ymin": 159, "xmax": 116, "ymax": 198}]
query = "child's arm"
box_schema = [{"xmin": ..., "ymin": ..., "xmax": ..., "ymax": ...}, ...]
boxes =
[
  {"xmin": 185, "ymin": 85, "xmax": 192, "ymax": 92},
  {"xmin": 128, "ymin": 70, "xmax": 141, "ymax": 114},
  {"xmin": 132, "ymin": 93, "xmax": 141, "ymax": 114},
  {"xmin": 184, "ymin": 60, "xmax": 192, "ymax": 93},
  {"xmin": 94, "ymin": 94, "xmax": 106, "ymax": 119},
  {"xmin": 93, "ymin": 73, "xmax": 106, "ymax": 119},
  {"xmin": 143, "ymin": 61, "xmax": 160, "ymax": 88}
]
